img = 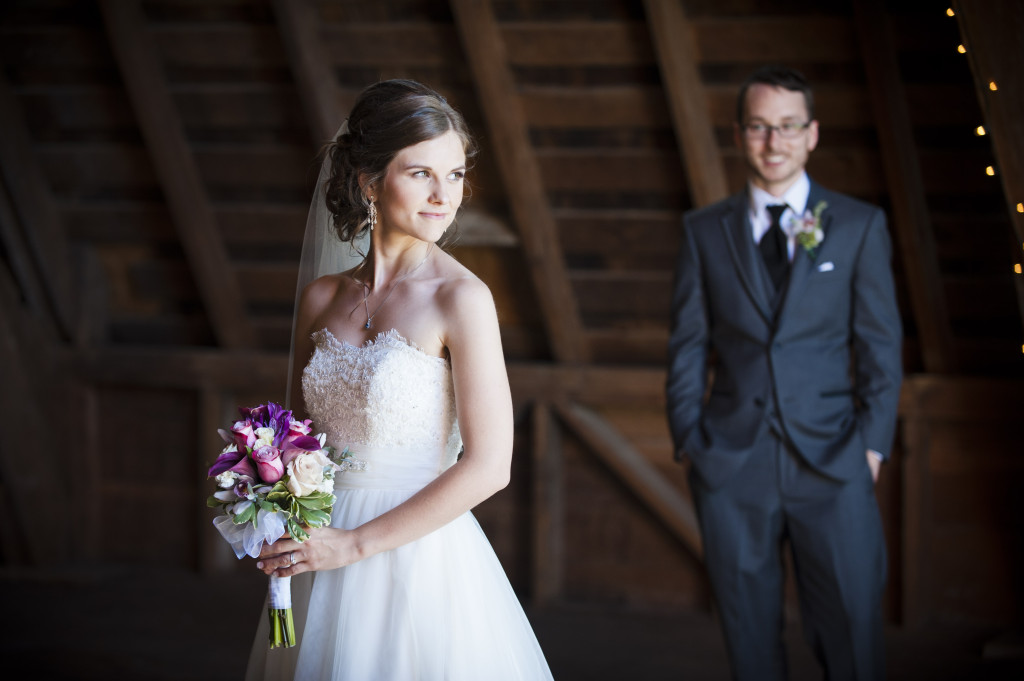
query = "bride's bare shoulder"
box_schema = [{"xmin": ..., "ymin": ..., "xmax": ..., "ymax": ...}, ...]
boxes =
[{"xmin": 300, "ymin": 272, "xmax": 360, "ymax": 314}]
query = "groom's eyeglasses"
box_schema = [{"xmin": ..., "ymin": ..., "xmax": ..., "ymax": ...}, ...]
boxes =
[{"xmin": 741, "ymin": 121, "xmax": 811, "ymax": 140}]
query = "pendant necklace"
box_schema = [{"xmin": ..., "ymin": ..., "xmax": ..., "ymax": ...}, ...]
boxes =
[{"xmin": 360, "ymin": 244, "xmax": 434, "ymax": 330}]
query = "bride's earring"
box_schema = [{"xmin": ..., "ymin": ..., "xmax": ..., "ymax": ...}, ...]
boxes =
[{"xmin": 367, "ymin": 197, "xmax": 377, "ymax": 231}]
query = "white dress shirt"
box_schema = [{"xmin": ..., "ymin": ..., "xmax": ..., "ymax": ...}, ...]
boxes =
[{"xmin": 747, "ymin": 172, "xmax": 811, "ymax": 262}]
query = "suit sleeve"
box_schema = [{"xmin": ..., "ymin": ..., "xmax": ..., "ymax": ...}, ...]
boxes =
[
  {"xmin": 851, "ymin": 208, "xmax": 903, "ymax": 459},
  {"xmin": 666, "ymin": 214, "xmax": 710, "ymax": 459}
]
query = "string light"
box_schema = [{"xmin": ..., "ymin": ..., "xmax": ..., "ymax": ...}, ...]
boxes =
[
  {"xmin": 946, "ymin": 8, "xmax": 955, "ymax": 17},
  {"xmin": 985, "ymin": 166, "xmax": 996, "ymax": 176},
  {"xmin": 975, "ymin": 126, "xmax": 986, "ymax": 136},
  {"xmin": 1017, "ymin": 203, "xmax": 1023, "ymax": 213},
  {"xmin": 1015, "ymin": 264, "xmax": 1023, "ymax": 274},
  {"xmin": 989, "ymin": 81, "xmax": 998, "ymax": 91},
  {"xmin": 957, "ymin": 44, "xmax": 967, "ymax": 54}
]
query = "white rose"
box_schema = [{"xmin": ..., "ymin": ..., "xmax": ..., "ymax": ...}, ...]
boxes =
[
  {"xmin": 254, "ymin": 427, "xmax": 276, "ymax": 448},
  {"xmin": 215, "ymin": 470, "xmax": 238, "ymax": 488},
  {"xmin": 286, "ymin": 451, "xmax": 335, "ymax": 497}
]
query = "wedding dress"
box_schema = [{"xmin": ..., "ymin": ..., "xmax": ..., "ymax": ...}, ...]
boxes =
[{"xmin": 245, "ymin": 328, "xmax": 554, "ymax": 680}]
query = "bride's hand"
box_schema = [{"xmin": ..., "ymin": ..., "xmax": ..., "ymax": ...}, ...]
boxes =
[{"xmin": 255, "ymin": 527, "xmax": 362, "ymax": 576}]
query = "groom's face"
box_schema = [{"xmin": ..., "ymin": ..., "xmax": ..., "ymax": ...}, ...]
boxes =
[{"xmin": 735, "ymin": 84, "xmax": 819, "ymax": 197}]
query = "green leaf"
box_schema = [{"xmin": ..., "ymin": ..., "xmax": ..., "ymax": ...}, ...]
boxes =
[
  {"xmin": 287, "ymin": 517, "xmax": 309, "ymax": 542},
  {"xmin": 233, "ymin": 502, "xmax": 255, "ymax": 525},
  {"xmin": 294, "ymin": 492, "xmax": 335, "ymax": 510},
  {"xmin": 299, "ymin": 508, "xmax": 331, "ymax": 528},
  {"xmin": 207, "ymin": 495, "xmax": 224, "ymax": 508}
]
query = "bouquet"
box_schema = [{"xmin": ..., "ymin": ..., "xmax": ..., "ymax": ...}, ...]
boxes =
[{"xmin": 206, "ymin": 402, "xmax": 364, "ymax": 648}]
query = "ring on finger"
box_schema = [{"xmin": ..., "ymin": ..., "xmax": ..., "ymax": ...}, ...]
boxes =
[{"xmin": 289, "ymin": 551, "xmax": 297, "ymax": 565}]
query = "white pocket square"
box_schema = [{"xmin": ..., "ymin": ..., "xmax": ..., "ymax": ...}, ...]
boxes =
[{"xmin": 817, "ymin": 261, "xmax": 835, "ymax": 272}]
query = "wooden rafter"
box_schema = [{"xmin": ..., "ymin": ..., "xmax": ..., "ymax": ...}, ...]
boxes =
[
  {"xmin": 271, "ymin": 0, "xmax": 346, "ymax": 143},
  {"xmin": 0, "ymin": 73, "xmax": 76, "ymax": 338},
  {"xmin": 643, "ymin": 0, "xmax": 729, "ymax": 207},
  {"xmin": 954, "ymin": 0, "xmax": 1024, "ymax": 332},
  {"xmin": 99, "ymin": 0, "xmax": 255, "ymax": 349},
  {"xmin": 531, "ymin": 401, "xmax": 565, "ymax": 606},
  {"xmin": 854, "ymin": 0, "xmax": 956, "ymax": 373},
  {"xmin": 554, "ymin": 401, "xmax": 703, "ymax": 560},
  {"xmin": 449, "ymin": 0, "xmax": 588, "ymax": 363}
]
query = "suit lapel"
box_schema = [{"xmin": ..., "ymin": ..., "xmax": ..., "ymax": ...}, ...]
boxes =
[
  {"xmin": 777, "ymin": 183, "xmax": 831, "ymax": 324},
  {"xmin": 721, "ymin": 194, "xmax": 773, "ymax": 323}
]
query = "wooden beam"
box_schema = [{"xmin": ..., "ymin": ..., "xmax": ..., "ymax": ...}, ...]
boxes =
[
  {"xmin": 271, "ymin": 0, "xmax": 346, "ymax": 142},
  {"xmin": 854, "ymin": 0, "xmax": 957, "ymax": 374},
  {"xmin": 0, "ymin": 179, "xmax": 49, "ymax": 323},
  {"xmin": 531, "ymin": 401, "xmax": 564, "ymax": 606},
  {"xmin": 954, "ymin": 0, "xmax": 1024, "ymax": 333},
  {"xmin": 643, "ymin": 0, "xmax": 729, "ymax": 207},
  {"xmin": 0, "ymin": 258, "xmax": 68, "ymax": 564},
  {"xmin": 99, "ymin": 0, "xmax": 255, "ymax": 349},
  {"xmin": 450, "ymin": 0, "xmax": 589, "ymax": 363},
  {"xmin": 0, "ymin": 73, "xmax": 76, "ymax": 338},
  {"xmin": 554, "ymin": 401, "xmax": 703, "ymax": 560}
]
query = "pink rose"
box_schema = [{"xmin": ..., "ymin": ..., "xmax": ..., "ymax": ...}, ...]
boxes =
[
  {"xmin": 231, "ymin": 420, "xmax": 257, "ymax": 450},
  {"xmin": 252, "ymin": 444, "xmax": 284, "ymax": 484},
  {"xmin": 285, "ymin": 419, "xmax": 313, "ymax": 445}
]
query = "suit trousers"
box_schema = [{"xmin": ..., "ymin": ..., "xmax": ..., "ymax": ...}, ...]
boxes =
[{"xmin": 689, "ymin": 431, "xmax": 887, "ymax": 681}]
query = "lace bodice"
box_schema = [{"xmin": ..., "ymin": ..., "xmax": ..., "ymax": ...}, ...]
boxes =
[{"xmin": 302, "ymin": 329, "xmax": 462, "ymax": 466}]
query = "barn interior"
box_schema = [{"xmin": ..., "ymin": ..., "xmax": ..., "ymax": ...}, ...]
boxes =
[{"xmin": 1, "ymin": 1, "xmax": 1023, "ymax": 679}]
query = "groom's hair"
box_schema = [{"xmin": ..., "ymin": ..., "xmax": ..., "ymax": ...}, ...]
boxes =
[{"xmin": 736, "ymin": 65, "xmax": 815, "ymax": 123}]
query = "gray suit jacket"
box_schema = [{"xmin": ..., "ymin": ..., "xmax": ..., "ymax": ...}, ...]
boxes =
[{"xmin": 666, "ymin": 180, "xmax": 903, "ymax": 488}]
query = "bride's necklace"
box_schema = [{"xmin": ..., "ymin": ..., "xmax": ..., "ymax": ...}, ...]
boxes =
[{"xmin": 359, "ymin": 245, "xmax": 434, "ymax": 330}]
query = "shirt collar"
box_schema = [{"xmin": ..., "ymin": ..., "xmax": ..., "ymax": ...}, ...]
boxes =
[{"xmin": 747, "ymin": 172, "xmax": 811, "ymax": 222}]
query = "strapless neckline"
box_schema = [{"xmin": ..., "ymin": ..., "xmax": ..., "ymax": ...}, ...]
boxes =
[{"xmin": 316, "ymin": 327, "xmax": 449, "ymax": 365}]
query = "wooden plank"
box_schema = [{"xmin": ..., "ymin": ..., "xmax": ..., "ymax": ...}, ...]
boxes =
[
  {"xmin": 502, "ymin": 22, "xmax": 654, "ymax": 66},
  {"xmin": 0, "ymin": 72, "xmax": 76, "ymax": 337},
  {"xmin": 693, "ymin": 17, "xmax": 857, "ymax": 64},
  {"xmin": 450, "ymin": 0, "xmax": 588, "ymax": 362},
  {"xmin": 531, "ymin": 402, "xmax": 564, "ymax": 606},
  {"xmin": 520, "ymin": 86, "xmax": 670, "ymax": 128},
  {"xmin": 272, "ymin": 0, "xmax": 347, "ymax": 142},
  {"xmin": 0, "ymin": 260, "xmax": 66, "ymax": 565},
  {"xmin": 0, "ymin": 180, "xmax": 49, "ymax": 321},
  {"xmin": 555, "ymin": 401, "xmax": 702, "ymax": 560},
  {"xmin": 900, "ymin": 375, "xmax": 1024, "ymax": 422},
  {"xmin": 854, "ymin": 0, "xmax": 956, "ymax": 373},
  {"xmin": 954, "ymin": 0, "xmax": 1024, "ymax": 333},
  {"xmin": 198, "ymin": 387, "xmax": 238, "ymax": 574},
  {"xmin": 99, "ymin": 0, "xmax": 255, "ymax": 349},
  {"xmin": 644, "ymin": 0, "xmax": 729, "ymax": 207}
]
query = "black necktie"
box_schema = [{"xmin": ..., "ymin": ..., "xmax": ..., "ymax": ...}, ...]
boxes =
[{"xmin": 760, "ymin": 204, "xmax": 789, "ymax": 290}]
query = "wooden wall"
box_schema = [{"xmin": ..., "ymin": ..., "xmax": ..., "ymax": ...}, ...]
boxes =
[{"xmin": 1, "ymin": 0, "xmax": 1022, "ymax": 629}]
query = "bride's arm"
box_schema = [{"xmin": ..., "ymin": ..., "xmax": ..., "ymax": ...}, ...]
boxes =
[{"xmin": 259, "ymin": 276, "xmax": 513, "ymax": 575}]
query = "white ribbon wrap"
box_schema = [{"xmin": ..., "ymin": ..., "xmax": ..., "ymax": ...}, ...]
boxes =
[
  {"xmin": 268, "ymin": 574, "xmax": 293, "ymax": 609},
  {"xmin": 211, "ymin": 507, "xmax": 288, "ymax": 559}
]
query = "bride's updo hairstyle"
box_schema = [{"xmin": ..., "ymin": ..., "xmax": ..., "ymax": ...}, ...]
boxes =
[{"xmin": 323, "ymin": 79, "xmax": 477, "ymax": 247}]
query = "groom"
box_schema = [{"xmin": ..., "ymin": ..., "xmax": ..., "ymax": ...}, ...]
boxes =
[{"xmin": 666, "ymin": 66, "xmax": 902, "ymax": 680}]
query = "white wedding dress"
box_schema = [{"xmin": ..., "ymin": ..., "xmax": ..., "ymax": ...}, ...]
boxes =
[{"xmin": 245, "ymin": 328, "xmax": 554, "ymax": 680}]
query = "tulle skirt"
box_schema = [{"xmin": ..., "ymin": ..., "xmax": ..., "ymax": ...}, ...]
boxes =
[{"xmin": 245, "ymin": 446, "xmax": 554, "ymax": 681}]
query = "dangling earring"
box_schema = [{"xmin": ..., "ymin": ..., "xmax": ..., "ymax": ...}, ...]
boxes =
[{"xmin": 367, "ymin": 198, "xmax": 377, "ymax": 231}]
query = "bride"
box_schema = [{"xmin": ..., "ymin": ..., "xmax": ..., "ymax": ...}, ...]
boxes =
[{"xmin": 243, "ymin": 79, "xmax": 555, "ymax": 680}]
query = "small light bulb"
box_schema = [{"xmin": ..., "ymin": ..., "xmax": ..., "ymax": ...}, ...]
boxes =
[
  {"xmin": 1017, "ymin": 203, "xmax": 1024, "ymax": 213},
  {"xmin": 1016, "ymin": 264, "xmax": 1023, "ymax": 274},
  {"xmin": 985, "ymin": 166, "xmax": 996, "ymax": 176},
  {"xmin": 957, "ymin": 44, "xmax": 967, "ymax": 54},
  {"xmin": 976, "ymin": 126, "xmax": 986, "ymax": 136},
  {"xmin": 989, "ymin": 81, "xmax": 998, "ymax": 91},
  {"xmin": 947, "ymin": 8, "xmax": 955, "ymax": 17}
]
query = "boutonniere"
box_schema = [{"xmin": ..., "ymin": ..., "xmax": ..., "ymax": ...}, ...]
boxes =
[{"xmin": 791, "ymin": 200, "xmax": 827, "ymax": 258}]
